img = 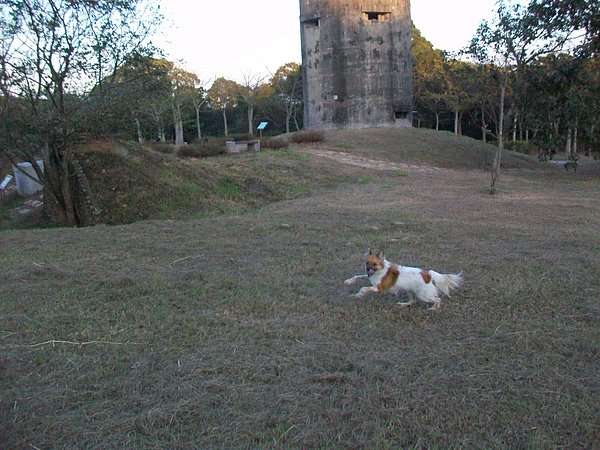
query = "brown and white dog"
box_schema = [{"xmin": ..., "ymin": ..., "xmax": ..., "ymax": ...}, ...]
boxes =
[{"xmin": 344, "ymin": 249, "xmax": 463, "ymax": 310}]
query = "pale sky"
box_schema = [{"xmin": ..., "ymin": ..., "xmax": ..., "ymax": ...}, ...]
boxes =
[{"xmin": 155, "ymin": 0, "xmax": 499, "ymax": 84}]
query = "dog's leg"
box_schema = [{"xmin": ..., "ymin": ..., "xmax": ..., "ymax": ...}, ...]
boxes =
[
  {"xmin": 345, "ymin": 274, "xmax": 368, "ymax": 286},
  {"xmin": 426, "ymin": 298, "xmax": 441, "ymax": 311},
  {"xmin": 354, "ymin": 286, "xmax": 378, "ymax": 299},
  {"xmin": 396, "ymin": 293, "xmax": 415, "ymax": 308}
]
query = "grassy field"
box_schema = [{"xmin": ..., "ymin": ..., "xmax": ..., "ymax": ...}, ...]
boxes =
[{"xmin": 1, "ymin": 129, "xmax": 599, "ymax": 448}]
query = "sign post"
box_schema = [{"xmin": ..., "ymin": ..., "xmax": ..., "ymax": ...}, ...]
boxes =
[
  {"xmin": 0, "ymin": 174, "xmax": 12, "ymax": 190},
  {"xmin": 0, "ymin": 174, "xmax": 13, "ymax": 200},
  {"xmin": 257, "ymin": 122, "xmax": 268, "ymax": 139}
]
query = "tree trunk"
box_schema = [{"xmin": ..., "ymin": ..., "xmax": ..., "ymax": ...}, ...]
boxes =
[
  {"xmin": 454, "ymin": 110, "xmax": 459, "ymax": 135},
  {"xmin": 435, "ymin": 112, "xmax": 440, "ymax": 131},
  {"xmin": 44, "ymin": 144, "xmax": 78, "ymax": 227},
  {"xmin": 481, "ymin": 104, "xmax": 486, "ymax": 142},
  {"xmin": 519, "ymin": 119, "xmax": 523, "ymax": 141},
  {"xmin": 177, "ymin": 121, "xmax": 184, "ymax": 145},
  {"xmin": 565, "ymin": 128, "xmax": 572, "ymax": 158},
  {"xmin": 293, "ymin": 110, "xmax": 300, "ymax": 132},
  {"xmin": 490, "ymin": 82, "xmax": 506, "ymax": 195},
  {"xmin": 195, "ymin": 106, "xmax": 202, "ymax": 141},
  {"xmin": 135, "ymin": 118, "xmax": 145, "ymax": 144},
  {"xmin": 222, "ymin": 109, "xmax": 229, "ymax": 137},
  {"xmin": 285, "ymin": 103, "xmax": 292, "ymax": 134},
  {"xmin": 173, "ymin": 103, "xmax": 184, "ymax": 146},
  {"xmin": 247, "ymin": 106, "xmax": 254, "ymax": 136}
]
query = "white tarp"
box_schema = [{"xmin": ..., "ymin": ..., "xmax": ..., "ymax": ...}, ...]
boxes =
[{"xmin": 13, "ymin": 161, "xmax": 44, "ymax": 196}]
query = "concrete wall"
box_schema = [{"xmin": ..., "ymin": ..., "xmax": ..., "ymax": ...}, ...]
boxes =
[{"xmin": 300, "ymin": 0, "xmax": 413, "ymax": 130}]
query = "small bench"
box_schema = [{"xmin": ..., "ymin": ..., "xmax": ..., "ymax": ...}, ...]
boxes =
[{"xmin": 225, "ymin": 140, "xmax": 261, "ymax": 154}]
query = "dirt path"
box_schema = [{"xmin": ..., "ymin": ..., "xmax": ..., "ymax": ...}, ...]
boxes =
[{"xmin": 304, "ymin": 147, "xmax": 451, "ymax": 174}]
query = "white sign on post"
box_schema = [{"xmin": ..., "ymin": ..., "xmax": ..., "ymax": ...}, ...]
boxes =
[
  {"xmin": 257, "ymin": 122, "xmax": 268, "ymax": 138},
  {"xmin": 0, "ymin": 174, "xmax": 13, "ymax": 190}
]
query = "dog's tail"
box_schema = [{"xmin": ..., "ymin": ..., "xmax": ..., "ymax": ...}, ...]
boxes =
[{"xmin": 430, "ymin": 271, "xmax": 463, "ymax": 297}]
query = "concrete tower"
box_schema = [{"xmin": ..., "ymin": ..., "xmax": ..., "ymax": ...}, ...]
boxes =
[{"xmin": 299, "ymin": 0, "xmax": 413, "ymax": 130}]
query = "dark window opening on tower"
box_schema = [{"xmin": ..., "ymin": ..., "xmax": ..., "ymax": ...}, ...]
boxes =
[
  {"xmin": 303, "ymin": 18, "xmax": 320, "ymax": 29},
  {"xmin": 364, "ymin": 12, "xmax": 390, "ymax": 22},
  {"xmin": 395, "ymin": 110, "xmax": 409, "ymax": 120}
]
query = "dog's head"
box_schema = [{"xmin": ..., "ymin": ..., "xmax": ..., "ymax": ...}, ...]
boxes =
[{"xmin": 364, "ymin": 248, "xmax": 385, "ymax": 277}]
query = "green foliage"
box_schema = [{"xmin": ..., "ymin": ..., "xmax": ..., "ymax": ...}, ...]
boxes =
[
  {"xmin": 149, "ymin": 143, "xmax": 175, "ymax": 155},
  {"xmin": 214, "ymin": 178, "xmax": 244, "ymax": 199},
  {"xmin": 290, "ymin": 131, "xmax": 325, "ymax": 144},
  {"xmin": 230, "ymin": 134, "xmax": 256, "ymax": 141},
  {"xmin": 505, "ymin": 140, "xmax": 539, "ymax": 155},
  {"xmin": 0, "ymin": 0, "xmax": 161, "ymax": 226},
  {"xmin": 270, "ymin": 62, "xmax": 303, "ymax": 133},
  {"xmin": 176, "ymin": 143, "xmax": 223, "ymax": 158},
  {"xmin": 412, "ymin": 26, "xmax": 446, "ymax": 103},
  {"xmin": 262, "ymin": 137, "xmax": 290, "ymax": 150},
  {"xmin": 528, "ymin": 0, "xmax": 600, "ymax": 56}
]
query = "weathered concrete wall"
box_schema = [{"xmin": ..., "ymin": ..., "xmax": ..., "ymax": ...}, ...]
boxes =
[{"xmin": 300, "ymin": 0, "xmax": 413, "ymax": 130}]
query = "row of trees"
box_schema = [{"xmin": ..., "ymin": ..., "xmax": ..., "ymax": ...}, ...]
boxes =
[
  {"xmin": 100, "ymin": 57, "xmax": 304, "ymax": 145},
  {"xmin": 0, "ymin": 0, "xmax": 162, "ymax": 225},
  {"xmin": 0, "ymin": 0, "xmax": 303, "ymax": 226},
  {"xmin": 128, "ymin": 0, "xmax": 597, "ymax": 174},
  {"xmin": 413, "ymin": 0, "xmax": 599, "ymax": 193},
  {"xmin": 1, "ymin": 0, "xmax": 598, "ymax": 225}
]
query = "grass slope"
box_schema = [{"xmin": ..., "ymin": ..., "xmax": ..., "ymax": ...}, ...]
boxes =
[
  {"xmin": 324, "ymin": 127, "xmax": 539, "ymax": 170},
  {"xmin": 1, "ymin": 129, "xmax": 599, "ymax": 448},
  {"xmin": 76, "ymin": 140, "xmax": 359, "ymax": 225},
  {"xmin": 1, "ymin": 129, "xmax": 538, "ymax": 228}
]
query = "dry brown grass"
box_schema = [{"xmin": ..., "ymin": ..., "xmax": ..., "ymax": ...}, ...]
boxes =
[{"xmin": 1, "ymin": 129, "xmax": 599, "ymax": 448}]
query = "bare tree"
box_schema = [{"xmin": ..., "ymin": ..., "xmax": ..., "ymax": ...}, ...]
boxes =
[
  {"xmin": 240, "ymin": 73, "xmax": 267, "ymax": 136},
  {"xmin": 207, "ymin": 78, "xmax": 240, "ymax": 137},
  {"xmin": 468, "ymin": 0, "xmax": 579, "ymax": 194},
  {"xmin": 192, "ymin": 79, "xmax": 211, "ymax": 142},
  {"xmin": 270, "ymin": 63, "xmax": 303, "ymax": 134},
  {"xmin": 0, "ymin": 0, "xmax": 160, "ymax": 226},
  {"xmin": 170, "ymin": 65, "xmax": 199, "ymax": 146}
]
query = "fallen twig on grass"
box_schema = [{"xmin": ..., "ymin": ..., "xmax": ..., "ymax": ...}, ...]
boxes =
[
  {"xmin": 168, "ymin": 254, "xmax": 204, "ymax": 269},
  {"xmin": 2, "ymin": 339, "xmax": 145, "ymax": 349}
]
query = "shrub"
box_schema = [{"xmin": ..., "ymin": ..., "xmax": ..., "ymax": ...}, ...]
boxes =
[
  {"xmin": 150, "ymin": 143, "xmax": 175, "ymax": 155},
  {"xmin": 229, "ymin": 133, "xmax": 255, "ymax": 142},
  {"xmin": 505, "ymin": 140, "xmax": 539, "ymax": 156},
  {"xmin": 262, "ymin": 137, "xmax": 290, "ymax": 150},
  {"xmin": 176, "ymin": 143, "xmax": 225, "ymax": 159},
  {"xmin": 290, "ymin": 130, "xmax": 325, "ymax": 144}
]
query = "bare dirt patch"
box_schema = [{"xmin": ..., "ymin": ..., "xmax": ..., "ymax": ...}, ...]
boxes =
[{"xmin": 307, "ymin": 147, "xmax": 450, "ymax": 174}]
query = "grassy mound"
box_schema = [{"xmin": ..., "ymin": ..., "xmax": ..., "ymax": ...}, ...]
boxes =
[
  {"xmin": 323, "ymin": 127, "xmax": 539, "ymax": 170},
  {"xmin": 2, "ymin": 128, "xmax": 548, "ymax": 228},
  {"xmin": 76, "ymin": 140, "xmax": 359, "ymax": 225}
]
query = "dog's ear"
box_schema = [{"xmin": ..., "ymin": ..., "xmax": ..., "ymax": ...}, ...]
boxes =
[
  {"xmin": 377, "ymin": 249, "xmax": 385, "ymax": 259},
  {"xmin": 365, "ymin": 248, "xmax": 373, "ymax": 257}
]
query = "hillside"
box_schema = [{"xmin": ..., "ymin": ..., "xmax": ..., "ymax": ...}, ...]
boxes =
[
  {"xmin": 1, "ymin": 129, "xmax": 543, "ymax": 228},
  {"xmin": 325, "ymin": 127, "xmax": 541, "ymax": 170},
  {"xmin": 77, "ymin": 129, "xmax": 539, "ymax": 225}
]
